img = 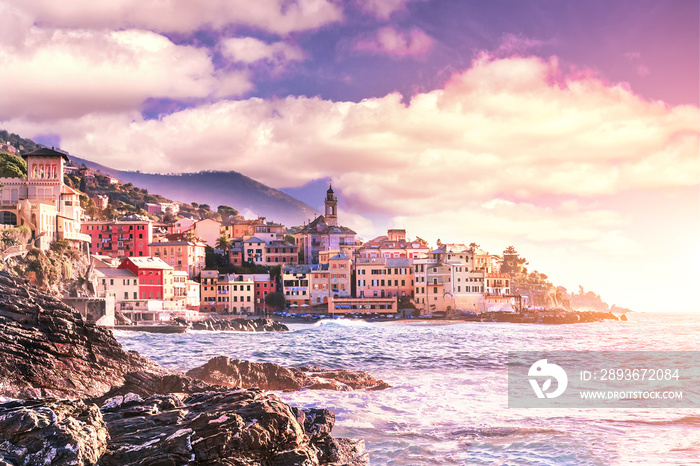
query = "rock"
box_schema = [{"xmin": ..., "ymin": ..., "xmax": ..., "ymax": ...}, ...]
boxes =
[
  {"xmin": 186, "ymin": 356, "xmax": 391, "ymax": 392},
  {"xmin": 0, "ymin": 269, "xmax": 368, "ymax": 465},
  {"xmin": 0, "ymin": 270, "xmax": 172, "ymax": 400},
  {"xmin": 0, "ymin": 391, "xmax": 369, "ymax": 466},
  {"xmin": 0, "ymin": 399, "xmax": 108, "ymax": 465},
  {"xmin": 186, "ymin": 356, "xmax": 306, "ymax": 391},
  {"xmin": 620, "ymin": 314, "xmax": 628, "ymax": 321},
  {"xmin": 99, "ymin": 389, "xmax": 368, "ymax": 466}
]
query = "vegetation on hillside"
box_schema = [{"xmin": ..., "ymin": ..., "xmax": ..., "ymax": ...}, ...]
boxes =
[
  {"xmin": 0, "ymin": 153, "xmax": 28, "ymax": 178},
  {"xmin": 0, "ymin": 130, "xmax": 39, "ymax": 154}
]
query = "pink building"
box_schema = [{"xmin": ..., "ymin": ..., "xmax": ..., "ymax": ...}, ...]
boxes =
[{"xmin": 82, "ymin": 219, "xmax": 153, "ymax": 258}]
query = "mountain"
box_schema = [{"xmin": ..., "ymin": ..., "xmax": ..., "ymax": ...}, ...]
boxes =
[{"xmin": 69, "ymin": 155, "xmax": 320, "ymax": 227}]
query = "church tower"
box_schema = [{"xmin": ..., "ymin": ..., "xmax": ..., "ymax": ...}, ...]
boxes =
[{"xmin": 325, "ymin": 183, "xmax": 338, "ymax": 227}]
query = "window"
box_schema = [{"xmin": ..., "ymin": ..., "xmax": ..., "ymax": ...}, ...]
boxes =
[{"xmin": 434, "ymin": 287, "xmax": 438, "ymax": 294}]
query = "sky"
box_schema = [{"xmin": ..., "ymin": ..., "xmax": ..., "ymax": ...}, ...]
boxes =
[{"xmin": 0, "ymin": 0, "xmax": 698, "ymax": 313}]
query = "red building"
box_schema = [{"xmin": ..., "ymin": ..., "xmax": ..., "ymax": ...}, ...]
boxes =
[
  {"xmin": 118, "ymin": 257, "xmax": 173, "ymax": 301},
  {"xmin": 82, "ymin": 220, "xmax": 153, "ymax": 258}
]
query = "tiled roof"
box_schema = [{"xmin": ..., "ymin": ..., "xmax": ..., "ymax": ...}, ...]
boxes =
[
  {"xmin": 124, "ymin": 256, "xmax": 172, "ymax": 270},
  {"xmin": 298, "ymin": 215, "xmax": 356, "ymax": 235},
  {"xmin": 22, "ymin": 147, "xmax": 69, "ymax": 161}
]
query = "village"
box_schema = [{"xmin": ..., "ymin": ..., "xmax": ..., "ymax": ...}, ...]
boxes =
[{"xmin": 0, "ymin": 147, "xmax": 574, "ymax": 327}]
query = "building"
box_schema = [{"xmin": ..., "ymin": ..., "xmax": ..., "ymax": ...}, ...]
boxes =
[
  {"xmin": 356, "ymin": 257, "xmax": 414, "ymax": 299},
  {"xmin": 82, "ymin": 219, "xmax": 153, "ymax": 258},
  {"xmin": 282, "ymin": 264, "xmax": 311, "ymax": 307},
  {"xmin": 198, "ymin": 270, "xmax": 255, "ymax": 314},
  {"xmin": 357, "ymin": 229, "xmax": 429, "ymax": 260},
  {"xmin": 191, "ymin": 218, "xmax": 221, "ymax": 248},
  {"xmin": 308, "ymin": 253, "xmax": 352, "ymax": 307},
  {"xmin": 242, "ymin": 237, "xmax": 298, "ymax": 265},
  {"xmin": 200, "ymin": 270, "xmax": 219, "ymax": 313},
  {"xmin": 148, "ymin": 239, "xmax": 206, "ymax": 279},
  {"xmin": 221, "ymin": 216, "xmax": 285, "ymax": 242},
  {"xmin": 229, "ymin": 273, "xmax": 276, "ymax": 313},
  {"xmin": 0, "ymin": 147, "xmax": 90, "ymax": 251},
  {"xmin": 295, "ymin": 185, "xmax": 358, "ymax": 264},
  {"xmin": 118, "ymin": 256, "xmax": 173, "ymax": 301},
  {"xmin": 145, "ymin": 202, "xmax": 179, "ymax": 216},
  {"xmin": 94, "ymin": 267, "xmax": 139, "ymax": 302},
  {"xmin": 0, "ymin": 141, "xmax": 19, "ymax": 154}
]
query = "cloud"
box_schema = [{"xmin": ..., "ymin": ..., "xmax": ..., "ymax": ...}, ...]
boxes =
[
  {"xmin": 353, "ymin": 26, "xmax": 434, "ymax": 57},
  {"xmin": 496, "ymin": 33, "xmax": 546, "ymax": 55},
  {"xmin": 5, "ymin": 0, "xmax": 343, "ymax": 35},
  {"xmin": 356, "ymin": 0, "xmax": 418, "ymax": 19},
  {"xmin": 4, "ymin": 52, "xmax": 696, "ymax": 312},
  {"xmin": 221, "ymin": 37, "xmax": 306, "ymax": 74},
  {"xmin": 7, "ymin": 53, "xmax": 696, "ymax": 196},
  {"xmin": 0, "ymin": 28, "xmax": 252, "ymax": 120}
]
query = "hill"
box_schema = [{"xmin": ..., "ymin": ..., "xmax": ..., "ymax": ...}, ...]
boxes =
[{"xmin": 69, "ymin": 155, "xmax": 319, "ymax": 227}]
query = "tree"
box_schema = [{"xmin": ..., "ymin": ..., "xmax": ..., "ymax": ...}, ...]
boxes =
[
  {"xmin": 265, "ymin": 292, "xmax": 286, "ymax": 311},
  {"xmin": 217, "ymin": 205, "xmax": 239, "ymax": 222},
  {"xmin": 215, "ymin": 234, "xmax": 232, "ymax": 251},
  {"xmin": 500, "ymin": 246, "xmax": 528, "ymax": 275},
  {"xmin": 183, "ymin": 229, "xmax": 196, "ymax": 243}
]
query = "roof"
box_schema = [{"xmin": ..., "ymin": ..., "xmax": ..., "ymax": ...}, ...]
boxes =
[
  {"xmin": 21, "ymin": 147, "xmax": 69, "ymax": 161},
  {"xmin": 329, "ymin": 253, "xmax": 350, "ymax": 260},
  {"xmin": 95, "ymin": 268, "xmax": 137, "ymax": 279},
  {"xmin": 123, "ymin": 256, "xmax": 172, "ymax": 270},
  {"xmin": 298, "ymin": 215, "xmax": 356, "ymax": 235},
  {"xmin": 60, "ymin": 185, "xmax": 81, "ymax": 195},
  {"xmin": 386, "ymin": 258, "xmax": 413, "ymax": 267},
  {"xmin": 244, "ymin": 237, "xmax": 266, "ymax": 243}
]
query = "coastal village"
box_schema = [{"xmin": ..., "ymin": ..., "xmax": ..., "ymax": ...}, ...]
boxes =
[{"xmin": 0, "ymin": 146, "xmax": 617, "ymax": 327}]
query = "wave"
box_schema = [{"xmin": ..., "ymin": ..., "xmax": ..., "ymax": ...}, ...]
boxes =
[
  {"xmin": 603, "ymin": 416, "xmax": 700, "ymax": 426},
  {"xmin": 451, "ymin": 426, "xmax": 562, "ymax": 439},
  {"xmin": 312, "ymin": 319, "xmax": 371, "ymax": 328}
]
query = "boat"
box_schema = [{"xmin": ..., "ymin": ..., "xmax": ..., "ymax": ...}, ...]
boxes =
[{"xmin": 110, "ymin": 323, "xmax": 189, "ymax": 334}]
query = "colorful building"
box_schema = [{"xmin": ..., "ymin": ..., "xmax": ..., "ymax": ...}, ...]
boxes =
[
  {"xmin": 148, "ymin": 239, "xmax": 206, "ymax": 279},
  {"xmin": 295, "ymin": 185, "xmax": 358, "ymax": 264},
  {"xmin": 356, "ymin": 257, "xmax": 414, "ymax": 299},
  {"xmin": 0, "ymin": 147, "xmax": 90, "ymax": 251},
  {"xmin": 118, "ymin": 256, "xmax": 173, "ymax": 301},
  {"xmin": 82, "ymin": 219, "xmax": 153, "ymax": 258}
]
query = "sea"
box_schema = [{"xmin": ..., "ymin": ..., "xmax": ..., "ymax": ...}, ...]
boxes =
[{"xmin": 114, "ymin": 313, "xmax": 700, "ymax": 465}]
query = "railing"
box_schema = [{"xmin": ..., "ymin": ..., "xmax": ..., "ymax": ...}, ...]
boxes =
[{"xmin": 1, "ymin": 244, "xmax": 29, "ymax": 261}]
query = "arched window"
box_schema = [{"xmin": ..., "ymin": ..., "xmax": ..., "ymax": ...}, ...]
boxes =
[{"xmin": 0, "ymin": 211, "xmax": 17, "ymax": 225}]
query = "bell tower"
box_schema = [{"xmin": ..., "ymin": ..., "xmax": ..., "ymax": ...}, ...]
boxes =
[{"xmin": 325, "ymin": 183, "xmax": 338, "ymax": 226}]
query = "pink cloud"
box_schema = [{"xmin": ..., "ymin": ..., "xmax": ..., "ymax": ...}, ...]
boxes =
[
  {"xmin": 353, "ymin": 26, "xmax": 434, "ymax": 57},
  {"xmin": 356, "ymin": 0, "xmax": 414, "ymax": 19}
]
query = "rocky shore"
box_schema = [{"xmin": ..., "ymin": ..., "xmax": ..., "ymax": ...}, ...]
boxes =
[
  {"xmin": 186, "ymin": 356, "xmax": 391, "ymax": 392},
  {"xmin": 0, "ymin": 270, "xmax": 369, "ymax": 465},
  {"xmin": 478, "ymin": 309, "xmax": 623, "ymax": 324}
]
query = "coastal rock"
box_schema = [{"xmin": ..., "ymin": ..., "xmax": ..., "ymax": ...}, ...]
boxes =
[
  {"xmin": 0, "ymin": 270, "xmax": 172, "ymax": 399},
  {"xmin": 0, "ymin": 399, "xmax": 108, "ymax": 465},
  {"xmin": 191, "ymin": 317, "xmax": 289, "ymax": 332},
  {"xmin": 0, "ymin": 269, "xmax": 368, "ymax": 465},
  {"xmin": 186, "ymin": 356, "xmax": 391, "ymax": 392},
  {"xmin": 0, "ymin": 391, "xmax": 369, "ymax": 466}
]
